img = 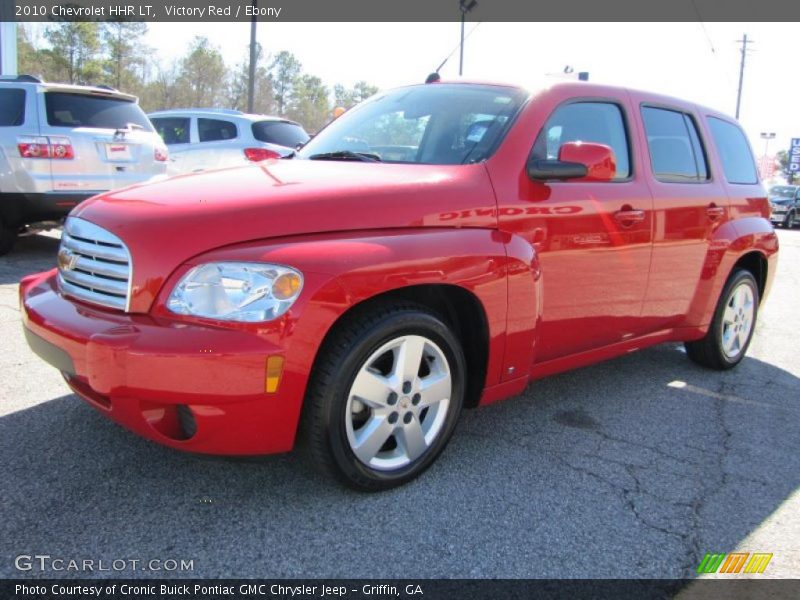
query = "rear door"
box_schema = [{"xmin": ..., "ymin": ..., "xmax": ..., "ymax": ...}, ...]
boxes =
[
  {"xmin": 39, "ymin": 89, "xmax": 158, "ymax": 193},
  {"xmin": 195, "ymin": 117, "xmax": 240, "ymax": 171},
  {"xmin": 151, "ymin": 115, "xmax": 192, "ymax": 175},
  {"xmin": 631, "ymin": 100, "xmax": 727, "ymax": 330}
]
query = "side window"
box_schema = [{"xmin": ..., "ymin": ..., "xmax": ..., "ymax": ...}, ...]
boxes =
[
  {"xmin": 0, "ymin": 88, "xmax": 26, "ymax": 126},
  {"xmin": 198, "ymin": 118, "xmax": 238, "ymax": 143},
  {"xmin": 707, "ymin": 117, "xmax": 758, "ymax": 184},
  {"xmin": 151, "ymin": 117, "xmax": 190, "ymax": 145},
  {"xmin": 532, "ymin": 102, "xmax": 631, "ymax": 180},
  {"xmin": 641, "ymin": 107, "xmax": 709, "ymax": 182}
]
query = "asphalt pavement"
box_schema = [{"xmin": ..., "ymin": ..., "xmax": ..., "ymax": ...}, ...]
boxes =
[{"xmin": 1, "ymin": 230, "xmax": 798, "ymax": 580}]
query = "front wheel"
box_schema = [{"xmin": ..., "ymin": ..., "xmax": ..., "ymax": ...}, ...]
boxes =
[
  {"xmin": 303, "ymin": 303, "xmax": 466, "ymax": 491},
  {"xmin": 685, "ymin": 269, "xmax": 759, "ymax": 370},
  {"xmin": 786, "ymin": 212, "xmax": 796, "ymax": 229}
]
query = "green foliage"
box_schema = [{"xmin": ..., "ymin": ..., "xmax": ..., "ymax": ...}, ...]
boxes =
[
  {"xmin": 15, "ymin": 25, "xmax": 378, "ymax": 134},
  {"xmin": 45, "ymin": 22, "xmax": 103, "ymax": 85},
  {"xmin": 288, "ymin": 74, "xmax": 329, "ymax": 132},
  {"xmin": 334, "ymin": 81, "xmax": 379, "ymax": 109}
]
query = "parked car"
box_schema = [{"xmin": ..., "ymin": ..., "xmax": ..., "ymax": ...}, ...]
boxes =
[
  {"xmin": 21, "ymin": 81, "xmax": 777, "ymax": 491},
  {"xmin": 0, "ymin": 75, "xmax": 168, "ymax": 255},
  {"xmin": 148, "ymin": 109, "xmax": 309, "ymax": 175},
  {"xmin": 768, "ymin": 184, "xmax": 800, "ymax": 228}
]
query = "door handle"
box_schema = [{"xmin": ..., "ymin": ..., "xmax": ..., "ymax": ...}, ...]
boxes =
[
  {"xmin": 614, "ymin": 208, "xmax": 645, "ymax": 225},
  {"xmin": 706, "ymin": 204, "xmax": 725, "ymax": 220}
]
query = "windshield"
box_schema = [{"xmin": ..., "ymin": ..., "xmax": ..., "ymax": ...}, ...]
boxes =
[
  {"xmin": 45, "ymin": 92, "xmax": 153, "ymax": 131},
  {"xmin": 297, "ymin": 83, "xmax": 527, "ymax": 164},
  {"xmin": 769, "ymin": 186, "xmax": 797, "ymax": 199}
]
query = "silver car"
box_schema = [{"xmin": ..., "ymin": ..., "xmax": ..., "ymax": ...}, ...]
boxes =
[
  {"xmin": 148, "ymin": 109, "xmax": 309, "ymax": 176},
  {"xmin": 0, "ymin": 75, "xmax": 168, "ymax": 254}
]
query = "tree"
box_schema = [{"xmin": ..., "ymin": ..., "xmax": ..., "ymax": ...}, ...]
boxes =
[
  {"xmin": 288, "ymin": 74, "xmax": 330, "ymax": 133},
  {"xmin": 269, "ymin": 51, "xmax": 301, "ymax": 116},
  {"xmin": 45, "ymin": 22, "xmax": 103, "ymax": 85},
  {"xmin": 102, "ymin": 22, "xmax": 149, "ymax": 91},
  {"xmin": 174, "ymin": 37, "xmax": 227, "ymax": 108},
  {"xmin": 333, "ymin": 81, "xmax": 379, "ymax": 109},
  {"xmin": 227, "ymin": 44, "xmax": 276, "ymax": 114}
]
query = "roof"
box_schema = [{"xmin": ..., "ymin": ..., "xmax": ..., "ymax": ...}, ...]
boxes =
[
  {"xmin": 147, "ymin": 108, "xmax": 293, "ymax": 123},
  {"xmin": 0, "ymin": 78, "xmax": 137, "ymax": 102}
]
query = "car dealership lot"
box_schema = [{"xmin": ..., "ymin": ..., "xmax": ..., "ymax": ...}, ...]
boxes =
[{"xmin": 1, "ymin": 231, "xmax": 798, "ymax": 579}]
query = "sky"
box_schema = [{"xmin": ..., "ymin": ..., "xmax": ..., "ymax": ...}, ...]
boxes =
[{"xmin": 28, "ymin": 21, "xmax": 800, "ymax": 158}]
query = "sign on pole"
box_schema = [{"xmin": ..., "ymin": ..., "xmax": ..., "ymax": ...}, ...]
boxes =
[{"xmin": 790, "ymin": 138, "xmax": 800, "ymax": 175}]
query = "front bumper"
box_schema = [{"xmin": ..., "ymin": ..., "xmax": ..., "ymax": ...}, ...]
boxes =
[
  {"xmin": 770, "ymin": 213, "xmax": 788, "ymax": 223},
  {"xmin": 20, "ymin": 270, "xmax": 304, "ymax": 455}
]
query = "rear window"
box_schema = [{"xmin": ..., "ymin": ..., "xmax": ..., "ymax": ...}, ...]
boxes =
[
  {"xmin": 707, "ymin": 117, "xmax": 758, "ymax": 184},
  {"xmin": 641, "ymin": 107, "xmax": 708, "ymax": 182},
  {"xmin": 198, "ymin": 118, "xmax": 237, "ymax": 142},
  {"xmin": 0, "ymin": 88, "xmax": 26, "ymax": 126},
  {"xmin": 151, "ymin": 117, "xmax": 190, "ymax": 145},
  {"xmin": 45, "ymin": 92, "xmax": 152, "ymax": 131},
  {"xmin": 252, "ymin": 121, "xmax": 310, "ymax": 148}
]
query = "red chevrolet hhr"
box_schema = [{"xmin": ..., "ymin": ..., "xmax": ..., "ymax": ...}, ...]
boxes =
[{"xmin": 21, "ymin": 81, "xmax": 777, "ymax": 490}]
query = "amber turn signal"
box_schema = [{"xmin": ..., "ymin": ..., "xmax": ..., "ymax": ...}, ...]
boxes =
[
  {"xmin": 265, "ymin": 355, "xmax": 285, "ymax": 393},
  {"xmin": 272, "ymin": 273, "xmax": 302, "ymax": 300}
]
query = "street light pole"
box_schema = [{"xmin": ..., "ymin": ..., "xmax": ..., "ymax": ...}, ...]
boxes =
[
  {"xmin": 760, "ymin": 132, "xmax": 775, "ymax": 160},
  {"xmin": 458, "ymin": 0, "xmax": 477, "ymax": 76},
  {"xmin": 247, "ymin": 0, "xmax": 258, "ymax": 113}
]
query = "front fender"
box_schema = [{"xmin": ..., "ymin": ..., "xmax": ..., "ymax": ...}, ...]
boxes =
[
  {"xmin": 684, "ymin": 217, "xmax": 778, "ymax": 328},
  {"xmin": 173, "ymin": 227, "xmax": 541, "ymax": 391}
]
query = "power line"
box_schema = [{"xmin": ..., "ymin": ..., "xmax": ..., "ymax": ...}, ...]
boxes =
[{"xmin": 690, "ymin": 1, "xmax": 736, "ymax": 91}]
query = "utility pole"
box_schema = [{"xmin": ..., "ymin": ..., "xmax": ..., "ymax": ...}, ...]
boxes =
[
  {"xmin": 735, "ymin": 33, "xmax": 751, "ymax": 120},
  {"xmin": 247, "ymin": 0, "xmax": 258, "ymax": 113}
]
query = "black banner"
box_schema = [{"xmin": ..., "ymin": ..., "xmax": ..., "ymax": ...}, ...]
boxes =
[
  {"xmin": 8, "ymin": 0, "xmax": 800, "ymax": 23},
  {"xmin": 4, "ymin": 579, "xmax": 800, "ymax": 600}
]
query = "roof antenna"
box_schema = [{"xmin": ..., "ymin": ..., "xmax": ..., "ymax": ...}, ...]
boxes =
[{"xmin": 426, "ymin": 22, "xmax": 481, "ymax": 83}]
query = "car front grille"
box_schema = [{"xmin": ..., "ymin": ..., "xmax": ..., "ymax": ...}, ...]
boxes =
[{"xmin": 57, "ymin": 217, "xmax": 131, "ymax": 311}]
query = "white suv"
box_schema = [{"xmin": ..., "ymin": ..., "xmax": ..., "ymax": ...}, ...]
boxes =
[
  {"xmin": 148, "ymin": 109, "xmax": 310, "ymax": 176},
  {"xmin": 0, "ymin": 76, "xmax": 168, "ymax": 255}
]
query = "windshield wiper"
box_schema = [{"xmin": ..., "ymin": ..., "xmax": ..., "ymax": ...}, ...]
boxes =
[{"xmin": 308, "ymin": 150, "xmax": 381, "ymax": 162}]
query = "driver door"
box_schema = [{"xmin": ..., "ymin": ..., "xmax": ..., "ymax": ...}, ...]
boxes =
[{"xmin": 493, "ymin": 98, "xmax": 654, "ymax": 363}]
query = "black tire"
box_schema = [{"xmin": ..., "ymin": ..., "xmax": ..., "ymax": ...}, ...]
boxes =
[
  {"xmin": 685, "ymin": 269, "xmax": 759, "ymax": 370},
  {"xmin": 303, "ymin": 302, "xmax": 466, "ymax": 491},
  {"xmin": 786, "ymin": 212, "xmax": 796, "ymax": 229},
  {"xmin": 0, "ymin": 222, "xmax": 17, "ymax": 256}
]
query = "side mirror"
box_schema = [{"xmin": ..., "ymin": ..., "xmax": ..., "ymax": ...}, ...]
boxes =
[
  {"xmin": 558, "ymin": 141, "xmax": 616, "ymax": 181},
  {"xmin": 526, "ymin": 141, "xmax": 617, "ymax": 182}
]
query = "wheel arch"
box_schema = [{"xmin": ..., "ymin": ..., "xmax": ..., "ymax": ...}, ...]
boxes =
[
  {"xmin": 731, "ymin": 250, "xmax": 768, "ymax": 303},
  {"xmin": 310, "ymin": 283, "xmax": 491, "ymax": 410}
]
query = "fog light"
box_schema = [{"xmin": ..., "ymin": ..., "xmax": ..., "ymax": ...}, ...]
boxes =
[{"xmin": 266, "ymin": 356, "xmax": 285, "ymax": 393}]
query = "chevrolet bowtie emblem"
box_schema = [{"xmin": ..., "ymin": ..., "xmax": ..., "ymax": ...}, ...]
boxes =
[{"xmin": 57, "ymin": 247, "xmax": 79, "ymax": 271}]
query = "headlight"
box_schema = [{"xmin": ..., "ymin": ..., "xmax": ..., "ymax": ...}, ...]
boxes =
[{"xmin": 166, "ymin": 262, "xmax": 303, "ymax": 322}]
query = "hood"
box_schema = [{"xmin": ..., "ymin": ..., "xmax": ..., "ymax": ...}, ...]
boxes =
[{"xmin": 73, "ymin": 159, "xmax": 497, "ymax": 312}]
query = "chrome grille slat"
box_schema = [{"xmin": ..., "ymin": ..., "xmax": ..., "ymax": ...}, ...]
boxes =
[
  {"xmin": 61, "ymin": 234, "xmax": 129, "ymax": 263},
  {"xmin": 58, "ymin": 217, "xmax": 131, "ymax": 311},
  {"xmin": 71, "ymin": 255, "xmax": 129, "ymax": 280},
  {"xmin": 60, "ymin": 267, "xmax": 128, "ymax": 296}
]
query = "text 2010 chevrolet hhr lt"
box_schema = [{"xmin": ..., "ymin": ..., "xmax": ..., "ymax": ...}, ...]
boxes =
[{"xmin": 20, "ymin": 82, "xmax": 777, "ymax": 490}]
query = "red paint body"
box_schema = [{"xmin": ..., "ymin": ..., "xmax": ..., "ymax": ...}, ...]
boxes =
[{"xmin": 20, "ymin": 82, "xmax": 778, "ymax": 455}]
